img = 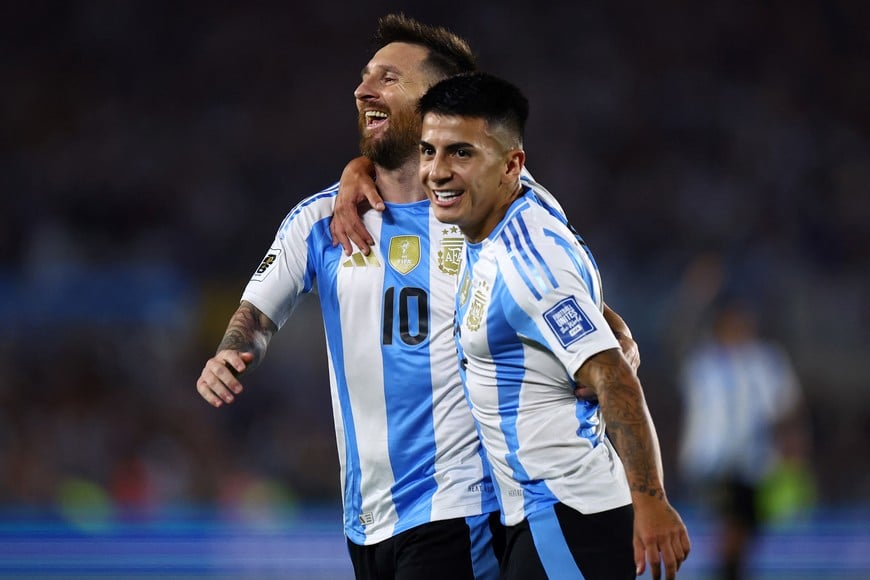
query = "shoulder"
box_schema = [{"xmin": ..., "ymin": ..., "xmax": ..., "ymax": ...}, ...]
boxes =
[
  {"xmin": 284, "ymin": 182, "xmax": 339, "ymax": 220},
  {"xmin": 485, "ymin": 199, "xmax": 562, "ymax": 283},
  {"xmin": 520, "ymin": 174, "xmax": 568, "ymax": 220},
  {"xmin": 276, "ymin": 182, "xmax": 339, "ymax": 236},
  {"xmin": 493, "ymin": 193, "xmax": 572, "ymax": 250}
]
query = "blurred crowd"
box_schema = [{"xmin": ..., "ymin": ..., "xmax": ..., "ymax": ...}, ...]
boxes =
[{"xmin": 1, "ymin": 0, "xmax": 868, "ymax": 520}]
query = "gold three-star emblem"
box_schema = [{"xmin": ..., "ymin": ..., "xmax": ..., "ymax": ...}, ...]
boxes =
[{"xmin": 437, "ymin": 226, "xmax": 464, "ymax": 276}]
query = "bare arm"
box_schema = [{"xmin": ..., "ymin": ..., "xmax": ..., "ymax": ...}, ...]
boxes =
[
  {"xmin": 599, "ymin": 303, "xmax": 664, "ymax": 477},
  {"xmin": 576, "ymin": 349, "xmax": 690, "ymax": 579},
  {"xmin": 603, "ymin": 303, "xmax": 640, "ymax": 371},
  {"xmin": 195, "ymin": 300, "xmax": 277, "ymax": 408},
  {"xmin": 329, "ymin": 156, "xmax": 383, "ymax": 255},
  {"xmin": 574, "ymin": 303, "xmax": 639, "ymax": 400}
]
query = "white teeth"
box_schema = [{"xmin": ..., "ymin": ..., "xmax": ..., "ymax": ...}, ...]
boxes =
[
  {"xmin": 365, "ymin": 111, "xmax": 388, "ymax": 119},
  {"xmin": 435, "ymin": 191, "xmax": 462, "ymax": 201}
]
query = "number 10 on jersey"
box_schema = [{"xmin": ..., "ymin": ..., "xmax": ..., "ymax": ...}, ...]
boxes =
[{"xmin": 382, "ymin": 286, "xmax": 429, "ymax": 346}]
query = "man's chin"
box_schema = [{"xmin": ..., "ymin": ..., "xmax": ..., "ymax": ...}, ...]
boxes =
[{"xmin": 431, "ymin": 205, "xmax": 461, "ymax": 226}]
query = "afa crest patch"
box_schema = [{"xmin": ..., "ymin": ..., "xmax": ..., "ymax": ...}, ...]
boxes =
[
  {"xmin": 465, "ymin": 280, "xmax": 490, "ymax": 332},
  {"xmin": 251, "ymin": 248, "xmax": 281, "ymax": 281},
  {"xmin": 437, "ymin": 226, "xmax": 464, "ymax": 276},
  {"xmin": 543, "ymin": 296, "xmax": 596, "ymax": 347}
]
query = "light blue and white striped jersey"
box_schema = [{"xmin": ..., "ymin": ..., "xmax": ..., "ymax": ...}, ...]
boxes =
[
  {"xmin": 241, "ymin": 183, "xmax": 498, "ymax": 545},
  {"xmin": 454, "ymin": 187, "xmax": 631, "ymax": 526},
  {"xmin": 678, "ymin": 339, "xmax": 800, "ymax": 484}
]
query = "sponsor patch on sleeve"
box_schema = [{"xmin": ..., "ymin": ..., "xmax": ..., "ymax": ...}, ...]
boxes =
[
  {"xmin": 543, "ymin": 296, "xmax": 596, "ymax": 348},
  {"xmin": 251, "ymin": 248, "xmax": 281, "ymax": 281}
]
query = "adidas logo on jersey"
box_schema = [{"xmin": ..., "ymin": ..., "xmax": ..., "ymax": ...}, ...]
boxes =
[{"xmin": 342, "ymin": 252, "xmax": 381, "ymax": 268}]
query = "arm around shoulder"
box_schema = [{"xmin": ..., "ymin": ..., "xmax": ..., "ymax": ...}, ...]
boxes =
[{"xmin": 330, "ymin": 156, "xmax": 381, "ymax": 255}]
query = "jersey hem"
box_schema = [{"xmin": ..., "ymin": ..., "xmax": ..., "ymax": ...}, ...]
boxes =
[{"xmin": 345, "ymin": 499, "xmax": 501, "ymax": 546}]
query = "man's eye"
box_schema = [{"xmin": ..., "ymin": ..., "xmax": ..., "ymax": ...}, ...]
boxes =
[{"xmin": 456, "ymin": 149, "xmax": 470, "ymax": 158}]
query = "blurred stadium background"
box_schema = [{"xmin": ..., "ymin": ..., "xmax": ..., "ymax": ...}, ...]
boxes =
[{"xmin": 1, "ymin": 0, "xmax": 868, "ymax": 577}]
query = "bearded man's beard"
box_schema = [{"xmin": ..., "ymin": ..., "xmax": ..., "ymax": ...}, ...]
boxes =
[{"xmin": 358, "ymin": 108, "xmax": 421, "ymax": 170}]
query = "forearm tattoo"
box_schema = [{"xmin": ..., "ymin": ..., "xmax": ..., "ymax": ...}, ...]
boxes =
[
  {"xmin": 583, "ymin": 350, "xmax": 664, "ymax": 500},
  {"xmin": 217, "ymin": 301, "xmax": 276, "ymax": 366}
]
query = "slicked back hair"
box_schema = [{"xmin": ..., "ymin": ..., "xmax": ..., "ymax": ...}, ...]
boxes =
[
  {"xmin": 419, "ymin": 72, "xmax": 529, "ymax": 146},
  {"xmin": 372, "ymin": 13, "xmax": 478, "ymax": 81}
]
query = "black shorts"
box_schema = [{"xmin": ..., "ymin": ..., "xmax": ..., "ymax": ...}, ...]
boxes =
[
  {"xmin": 347, "ymin": 512, "xmax": 504, "ymax": 580},
  {"xmin": 500, "ymin": 503, "xmax": 635, "ymax": 580},
  {"xmin": 712, "ymin": 477, "xmax": 760, "ymax": 530}
]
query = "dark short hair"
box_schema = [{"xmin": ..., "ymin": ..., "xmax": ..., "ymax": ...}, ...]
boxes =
[
  {"xmin": 418, "ymin": 72, "xmax": 529, "ymax": 142},
  {"xmin": 372, "ymin": 13, "xmax": 478, "ymax": 80}
]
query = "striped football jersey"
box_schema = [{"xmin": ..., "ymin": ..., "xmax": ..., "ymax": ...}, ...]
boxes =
[
  {"xmin": 241, "ymin": 183, "xmax": 498, "ymax": 545},
  {"xmin": 454, "ymin": 187, "xmax": 632, "ymax": 526}
]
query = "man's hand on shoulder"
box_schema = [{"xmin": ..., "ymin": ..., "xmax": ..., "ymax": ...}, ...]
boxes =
[{"xmin": 330, "ymin": 156, "xmax": 383, "ymax": 255}]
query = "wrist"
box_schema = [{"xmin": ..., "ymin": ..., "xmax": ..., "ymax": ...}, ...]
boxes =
[{"xmin": 630, "ymin": 486, "xmax": 667, "ymax": 503}]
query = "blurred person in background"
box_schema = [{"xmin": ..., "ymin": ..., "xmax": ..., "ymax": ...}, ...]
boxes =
[{"xmin": 678, "ymin": 296, "xmax": 810, "ymax": 580}]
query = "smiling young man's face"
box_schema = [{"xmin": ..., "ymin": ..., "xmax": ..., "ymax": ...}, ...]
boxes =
[{"xmin": 419, "ymin": 112, "xmax": 525, "ymax": 243}]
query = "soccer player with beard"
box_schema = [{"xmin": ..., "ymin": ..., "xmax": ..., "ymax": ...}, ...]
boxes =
[
  {"xmin": 197, "ymin": 14, "xmax": 640, "ymax": 580},
  {"xmin": 197, "ymin": 15, "xmax": 504, "ymax": 580}
]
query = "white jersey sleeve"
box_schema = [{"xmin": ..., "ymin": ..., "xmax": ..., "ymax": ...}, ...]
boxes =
[
  {"xmin": 241, "ymin": 187, "xmax": 337, "ymax": 329},
  {"xmin": 495, "ymin": 201, "xmax": 618, "ymax": 376}
]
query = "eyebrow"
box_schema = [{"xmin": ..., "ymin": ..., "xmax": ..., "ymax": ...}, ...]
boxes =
[
  {"xmin": 360, "ymin": 64, "xmax": 401, "ymax": 79},
  {"xmin": 419, "ymin": 140, "xmax": 475, "ymax": 153}
]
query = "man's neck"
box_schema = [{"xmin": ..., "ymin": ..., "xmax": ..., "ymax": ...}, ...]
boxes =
[{"xmin": 374, "ymin": 159, "xmax": 426, "ymax": 204}]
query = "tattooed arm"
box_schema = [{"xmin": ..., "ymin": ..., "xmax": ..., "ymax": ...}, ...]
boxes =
[
  {"xmin": 576, "ymin": 303, "xmax": 640, "ymax": 402},
  {"xmin": 196, "ymin": 300, "xmax": 278, "ymax": 408},
  {"xmin": 595, "ymin": 304, "xmax": 663, "ymax": 477},
  {"xmin": 576, "ymin": 349, "xmax": 691, "ymax": 580}
]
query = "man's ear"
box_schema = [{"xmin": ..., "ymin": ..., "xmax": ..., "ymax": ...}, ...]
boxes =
[{"xmin": 505, "ymin": 149, "xmax": 525, "ymax": 178}]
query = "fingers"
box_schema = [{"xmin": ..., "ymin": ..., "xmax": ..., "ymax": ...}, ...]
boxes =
[
  {"xmin": 646, "ymin": 542, "xmax": 662, "ymax": 580},
  {"xmin": 672, "ymin": 529, "xmax": 691, "ymax": 573},
  {"xmin": 617, "ymin": 334, "xmax": 640, "ymax": 372},
  {"xmin": 633, "ymin": 536, "xmax": 646, "ymax": 577},
  {"xmin": 331, "ymin": 159, "xmax": 381, "ymax": 255},
  {"xmin": 363, "ymin": 186, "xmax": 385, "ymax": 212},
  {"xmin": 637, "ymin": 533, "xmax": 691, "ymax": 580},
  {"xmin": 680, "ymin": 529, "xmax": 692, "ymax": 563},
  {"xmin": 329, "ymin": 215, "xmax": 356, "ymax": 256},
  {"xmin": 195, "ymin": 351, "xmax": 250, "ymax": 408},
  {"xmin": 347, "ymin": 220, "xmax": 375, "ymax": 256},
  {"xmin": 330, "ymin": 209, "xmax": 375, "ymax": 256},
  {"xmin": 329, "ymin": 220, "xmax": 342, "ymax": 253},
  {"xmin": 657, "ymin": 540, "xmax": 678, "ymax": 580},
  {"xmin": 634, "ymin": 523, "xmax": 690, "ymax": 579},
  {"xmin": 573, "ymin": 384, "xmax": 596, "ymax": 401}
]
